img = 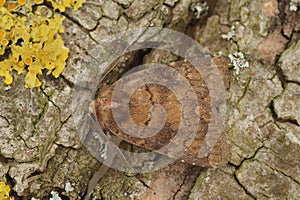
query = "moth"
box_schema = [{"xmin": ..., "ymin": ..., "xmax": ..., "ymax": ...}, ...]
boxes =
[{"xmin": 95, "ymin": 60, "xmax": 230, "ymax": 168}]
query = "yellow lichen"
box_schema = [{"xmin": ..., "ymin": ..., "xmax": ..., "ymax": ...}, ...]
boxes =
[
  {"xmin": 1, "ymin": 39, "xmax": 8, "ymax": 45},
  {"xmin": 0, "ymin": 0, "xmax": 5, "ymax": 6},
  {"xmin": 0, "ymin": 4, "xmax": 71, "ymax": 88},
  {"xmin": 35, "ymin": 5, "xmax": 52, "ymax": 18},
  {"xmin": 18, "ymin": 0, "xmax": 26, "ymax": 5},
  {"xmin": 48, "ymin": 0, "xmax": 85, "ymax": 12},
  {"xmin": 0, "ymin": 30, "xmax": 5, "ymax": 38},
  {"xmin": 34, "ymin": 0, "xmax": 44, "ymax": 4},
  {"xmin": 7, "ymin": 2, "xmax": 19, "ymax": 11},
  {"xmin": 0, "ymin": 0, "xmax": 84, "ymax": 88},
  {"xmin": 0, "ymin": 182, "xmax": 11, "ymax": 200},
  {"xmin": 24, "ymin": 57, "xmax": 32, "ymax": 65}
]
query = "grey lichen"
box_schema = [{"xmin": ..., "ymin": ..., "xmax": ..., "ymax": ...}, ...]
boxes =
[
  {"xmin": 221, "ymin": 26, "xmax": 236, "ymax": 41},
  {"xmin": 191, "ymin": 2, "xmax": 209, "ymax": 19},
  {"xmin": 228, "ymin": 52, "xmax": 249, "ymax": 74},
  {"xmin": 290, "ymin": 0, "xmax": 300, "ymax": 11},
  {"xmin": 50, "ymin": 191, "xmax": 62, "ymax": 200}
]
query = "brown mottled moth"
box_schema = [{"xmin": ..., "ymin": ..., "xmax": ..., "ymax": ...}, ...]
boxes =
[{"xmin": 95, "ymin": 60, "xmax": 230, "ymax": 168}]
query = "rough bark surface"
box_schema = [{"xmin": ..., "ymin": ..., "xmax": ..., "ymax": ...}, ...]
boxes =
[{"xmin": 0, "ymin": 0, "xmax": 299, "ymax": 199}]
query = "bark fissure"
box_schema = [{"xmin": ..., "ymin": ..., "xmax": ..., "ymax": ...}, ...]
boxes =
[
  {"xmin": 269, "ymin": 100, "xmax": 300, "ymax": 127},
  {"xmin": 172, "ymin": 171, "xmax": 189, "ymax": 200},
  {"xmin": 60, "ymin": 74, "xmax": 75, "ymax": 88},
  {"xmin": 0, "ymin": 115, "xmax": 10, "ymax": 127},
  {"xmin": 265, "ymin": 162, "xmax": 300, "ymax": 186},
  {"xmin": 228, "ymin": 146, "xmax": 266, "ymax": 199},
  {"xmin": 232, "ymin": 172, "xmax": 257, "ymax": 200},
  {"xmin": 60, "ymin": 12, "xmax": 91, "ymax": 33},
  {"xmin": 237, "ymin": 77, "xmax": 251, "ymax": 104}
]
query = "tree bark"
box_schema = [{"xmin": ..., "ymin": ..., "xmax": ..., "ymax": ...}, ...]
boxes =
[{"xmin": 0, "ymin": 0, "xmax": 299, "ymax": 199}]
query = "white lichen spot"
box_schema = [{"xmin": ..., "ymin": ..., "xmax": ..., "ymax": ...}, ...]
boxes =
[
  {"xmin": 217, "ymin": 51, "xmax": 224, "ymax": 56},
  {"xmin": 290, "ymin": 0, "xmax": 300, "ymax": 11},
  {"xmin": 192, "ymin": 2, "xmax": 209, "ymax": 19},
  {"xmin": 228, "ymin": 52, "xmax": 249, "ymax": 74},
  {"xmin": 92, "ymin": 130, "xmax": 107, "ymax": 160},
  {"xmin": 99, "ymin": 142, "xmax": 108, "ymax": 160},
  {"xmin": 286, "ymin": 131, "xmax": 300, "ymax": 146},
  {"xmin": 65, "ymin": 181, "xmax": 74, "ymax": 193},
  {"xmin": 49, "ymin": 191, "xmax": 62, "ymax": 200},
  {"xmin": 4, "ymin": 85, "xmax": 11, "ymax": 91},
  {"xmin": 221, "ymin": 26, "xmax": 236, "ymax": 41},
  {"xmin": 204, "ymin": 176, "xmax": 210, "ymax": 183},
  {"xmin": 31, "ymin": 198, "xmax": 40, "ymax": 200},
  {"xmin": 143, "ymin": 161, "xmax": 154, "ymax": 170}
]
